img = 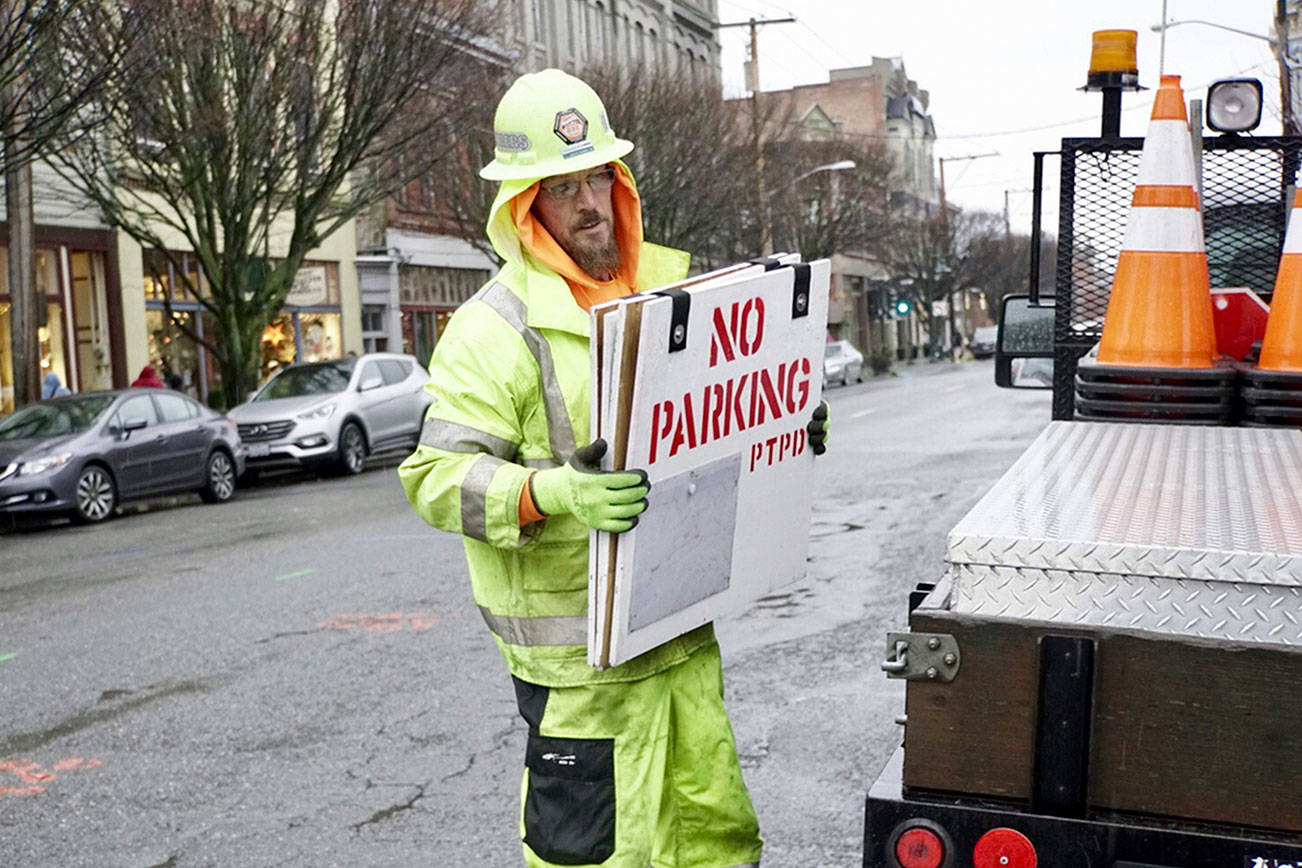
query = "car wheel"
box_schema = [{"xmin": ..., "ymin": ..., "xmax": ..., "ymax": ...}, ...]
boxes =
[
  {"xmin": 856, "ymin": 365, "xmax": 864, "ymax": 383},
  {"xmin": 336, "ymin": 422, "xmax": 366, "ymax": 475},
  {"xmin": 200, "ymin": 450, "xmax": 237, "ymax": 504},
  {"xmin": 73, "ymin": 464, "xmax": 116, "ymax": 524}
]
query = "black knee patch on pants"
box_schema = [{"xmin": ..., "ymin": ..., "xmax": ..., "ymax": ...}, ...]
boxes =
[
  {"xmin": 512, "ymin": 676, "xmax": 549, "ymax": 731},
  {"xmin": 512, "ymin": 677, "xmax": 616, "ymax": 865}
]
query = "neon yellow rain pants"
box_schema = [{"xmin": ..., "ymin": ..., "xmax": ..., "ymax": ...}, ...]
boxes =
[{"xmin": 513, "ymin": 641, "xmax": 763, "ymax": 868}]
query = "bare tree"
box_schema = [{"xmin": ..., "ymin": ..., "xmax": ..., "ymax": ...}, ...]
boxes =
[
  {"xmin": 4, "ymin": 1, "xmax": 129, "ymax": 408},
  {"xmin": 1, "ymin": 1, "xmax": 120, "ymax": 173},
  {"xmin": 585, "ymin": 65, "xmax": 751, "ymax": 262},
  {"xmin": 876, "ymin": 209, "xmax": 982, "ymax": 354},
  {"xmin": 765, "ymin": 138, "xmax": 894, "ymax": 262},
  {"xmin": 964, "ymin": 217, "xmax": 1058, "ymax": 316},
  {"xmin": 50, "ymin": 0, "xmax": 495, "ymax": 407}
]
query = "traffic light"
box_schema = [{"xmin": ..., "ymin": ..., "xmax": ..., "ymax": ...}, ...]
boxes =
[{"xmin": 894, "ymin": 296, "xmax": 912, "ymax": 317}]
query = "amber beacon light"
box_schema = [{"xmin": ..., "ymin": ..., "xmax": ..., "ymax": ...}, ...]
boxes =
[
  {"xmin": 1083, "ymin": 29, "xmax": 1142, "ymax": 137},
  {"xmin": 1087, "ymin": 29, "xmax": 1139, "ymax": 81}
]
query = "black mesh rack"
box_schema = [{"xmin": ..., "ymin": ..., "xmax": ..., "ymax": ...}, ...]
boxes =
[{"xmin": 1034, "ymin": 135, "xmax": 1302, "ymax": 420}]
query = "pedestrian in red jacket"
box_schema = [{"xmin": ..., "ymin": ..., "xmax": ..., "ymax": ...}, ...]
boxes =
[{"xmin": 131, "ymin": 365, "xmax": 165, "ymax": 388}]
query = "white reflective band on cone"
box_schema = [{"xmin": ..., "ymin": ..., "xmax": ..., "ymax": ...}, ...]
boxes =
[
  {"xmin": 1285, "ymin": 208, "xmax": 1302, "ymax": 255},
  {"xmin": 1135, "ymin": 120, "xmax": 1198, "ymax": 186},
  {"xmin": 1121, "ymin": 206, "xmax": 1206, "ymax": 253}
]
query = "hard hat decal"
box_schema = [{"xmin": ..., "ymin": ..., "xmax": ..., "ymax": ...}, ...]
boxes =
[
  {"xmin": 554, "ymin": 108, "xmax": 589, "ymax": 145},
  {"xmin": 494, "ymin": 131, "xmax": 532, "ymax": 153},
  {"xmin": 561, "ymin": 141, "xmax": 595, "ymax": 159}
]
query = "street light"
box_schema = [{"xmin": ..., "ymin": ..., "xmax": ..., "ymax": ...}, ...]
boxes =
[
  {"xmin": 1150, "ymin": 19, "xmax": 1277, "ymax": 47},
  {"xmin": 789, "ymin": 159, "xmax": 856, "ymax": 186},
  {"xmin": 760, "ymin": 160, "xmax": 855, "ymax": 255}
]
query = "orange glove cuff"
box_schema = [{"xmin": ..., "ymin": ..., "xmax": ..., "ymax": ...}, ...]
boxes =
[{"xmin": 518, "ymin": 473, "xmax": 546, "ymax": 525}]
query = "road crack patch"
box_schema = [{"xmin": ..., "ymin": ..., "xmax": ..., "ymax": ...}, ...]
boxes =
[
  {"xmin": 0, "ymin": 678, "xmax": 212, "ymax": 758},
  {"xmin": 350, "ymin": 782, "xmax": 428, "ymax": 833}
]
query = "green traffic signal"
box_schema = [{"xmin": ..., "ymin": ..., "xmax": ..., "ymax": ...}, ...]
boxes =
[{"xmin": 894, "ymin": 298, "xmax": 912, "ymax": 316}]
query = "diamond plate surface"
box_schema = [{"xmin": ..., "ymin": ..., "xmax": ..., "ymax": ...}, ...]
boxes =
[
  {"xmin": 947, "ymin": 422, "xmax": 1302, "ymax": 587},
  {"xmin": 950, "ymin": 564, "xmax": 1302, "ymax": 647}
]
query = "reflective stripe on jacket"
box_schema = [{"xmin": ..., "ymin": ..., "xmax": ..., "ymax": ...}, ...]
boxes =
[{"xmin": 398, "ymin": 163, "xmax": 713, "ymax": 687}]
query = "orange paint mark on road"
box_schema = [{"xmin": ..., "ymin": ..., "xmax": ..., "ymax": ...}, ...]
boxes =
[
  {"xmin": 317, "ymin": 611, "xmax": 453, "ymax": 633},
  {"xmin": 0, "ymin": 757, "xmax": 102, "ymax": 798}
]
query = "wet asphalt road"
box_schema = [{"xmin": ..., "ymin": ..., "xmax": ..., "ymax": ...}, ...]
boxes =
[{"xmin": 0, "ymin": 359, "xmax": 1051, "ymax": 867}]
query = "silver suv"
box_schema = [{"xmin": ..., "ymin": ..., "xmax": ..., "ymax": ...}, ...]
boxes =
[{"xmin": 228, "ymin": 353, "xmax": 430, "ymax": 477}]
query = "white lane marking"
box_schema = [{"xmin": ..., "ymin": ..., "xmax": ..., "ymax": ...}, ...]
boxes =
[
  {"xmin": 941, "ymin": 384, "xmax": 966, "ymax": 394},
  {"xmin": 850, "ymin": 408, "xmax": 873, "ymax": 419}
]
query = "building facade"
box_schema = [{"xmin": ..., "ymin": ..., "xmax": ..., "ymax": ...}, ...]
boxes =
[
  {"xmin": 356, "ymin": 0, "xmax": 723, "ymax": 365},
  {"xmin": 505, "ymin": 0, "xmax": 719, "ymax": 80},
  {"xmin": 0, "ymin": 162, "xmax": 359, "ymax": 413},
  {"xmin": 749, "ymin": 59, "xmax": 939, "ymax": 362}
]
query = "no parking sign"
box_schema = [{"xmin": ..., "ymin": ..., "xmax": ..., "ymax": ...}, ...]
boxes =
[{"xmin": 589, "ymin": 258, "xmax": 830, "ymax": 667}]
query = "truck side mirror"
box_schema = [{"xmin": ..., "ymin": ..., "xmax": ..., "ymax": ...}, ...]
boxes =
[{"xmin": 995, "ymin": 294, "xmax": 1055, "ymax": 389}]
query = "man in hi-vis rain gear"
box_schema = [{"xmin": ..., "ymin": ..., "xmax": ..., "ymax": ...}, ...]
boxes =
[{"xmin": 400, "ymin": 69, "xmax": 828, "ymax": 867}]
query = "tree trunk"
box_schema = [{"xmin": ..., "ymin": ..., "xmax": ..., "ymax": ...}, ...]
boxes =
[
  {"xmin": 6, "ymin": 157, "xmax": 38, "ymax": 406},
  {"xmin": 215, "ymin": 322, "xmax": 259, "ymax": 410}
]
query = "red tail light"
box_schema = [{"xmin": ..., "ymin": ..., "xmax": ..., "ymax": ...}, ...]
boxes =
[
  {"xmin": 894, "ymin": 826, "xmax": 945, "ymax": 868},
  {"xmin": 973, "ymin": 827, "xmax": 1037, "ymax": 868}
]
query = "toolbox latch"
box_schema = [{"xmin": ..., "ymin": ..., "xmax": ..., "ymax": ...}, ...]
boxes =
[{"xmin": 881, "ymin": 632, "xmax": 960, "ymax": 682}]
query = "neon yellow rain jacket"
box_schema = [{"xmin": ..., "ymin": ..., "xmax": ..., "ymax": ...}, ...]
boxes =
[{"xmin": 398, "ymin": 163, "xmax": 714, "ymax": 687}]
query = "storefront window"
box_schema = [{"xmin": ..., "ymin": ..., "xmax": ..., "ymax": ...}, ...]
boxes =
[
  {"xmin": 401, "ymin": 308, "xmax": 451, "ymax": 366},
  {"xmin": 143, "ymin": 249, "xmax": 209, "ymax": 300},
  {"xmin": 298, "ymin": 312, "xmax": 341, "ymax": 363},
  {"xmin": 260, "ymin": 313, "xmax": 296, "ymax": 383},
  {"xmin": 39, "ymin": 303, "xmax": 68, "ymax": 390},
  {"xmin": 1, "ymin": 302, "xmax": 12, "ymax": 414},
  {"xmin": 146, "ymin": 309, "xmax": 201, "ymax": 398}
]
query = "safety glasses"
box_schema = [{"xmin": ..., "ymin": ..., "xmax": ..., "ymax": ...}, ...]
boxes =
[{"xmin": 539, "ymin": 165, "xmax": 617, "ymax": 200}]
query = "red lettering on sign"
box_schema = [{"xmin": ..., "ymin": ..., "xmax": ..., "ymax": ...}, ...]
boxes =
[
  {"xmin": 646, "ymin": 355, "xmax": 815, "ymax": 466},
  {"xmin": 709, "ymin": 304, "xmax": 738, "ymax": 367},
  {"xmin": 709, "ymin": 297, "xmax": 766, "ymax": 367}
]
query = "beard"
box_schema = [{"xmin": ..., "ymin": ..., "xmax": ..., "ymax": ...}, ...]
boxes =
[{"xmin": 563, "ymin": 211, "xmax": 621, "ymax": 281}]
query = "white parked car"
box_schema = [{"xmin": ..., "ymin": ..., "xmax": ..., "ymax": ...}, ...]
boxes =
[
  {"xmin": 823, "ymin": 340, "xmax": 864, "ymax": 387},
  {"xmin": 228, "ymin": 353, "xmax": 430, "ymax": 477},
  {"xmin": 970, "ymin": 325, "xmax": 1000, "ymax": 359}
]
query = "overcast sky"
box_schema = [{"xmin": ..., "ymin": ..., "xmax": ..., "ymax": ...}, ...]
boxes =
[{"xmin": 716, "ymin": 0, "xmax": 1284, "ymax": 234}]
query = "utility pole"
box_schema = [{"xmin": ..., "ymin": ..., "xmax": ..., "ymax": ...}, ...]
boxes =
[
  {"xmin": 1277, "ymin": 0, "xmax": 1301, "ymax": 136},
  {"xmin": 1003, "ymin": 188, "xmax": 1032, "ymax": 239},
  {"xmin": 4, "ymin": 0, "xmax": 37, "ymax": 409},
  {"xmin": 718, "ymin": 16, "xmax": 795, "ymax": 256}
]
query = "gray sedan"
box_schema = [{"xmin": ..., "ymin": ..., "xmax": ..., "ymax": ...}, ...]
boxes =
[{"xmin": 0, "ymin": 389, "xmax": 244, "ymax": 524}]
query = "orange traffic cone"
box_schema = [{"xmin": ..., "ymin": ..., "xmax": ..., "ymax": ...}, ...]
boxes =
[
  {"xmin": 1097, "ymin": 74, "xmax": 1218, "ymax": 369},
  {"xmin": 1257, "ymin": 189, "xmax": 1302, "ymax": 372}
]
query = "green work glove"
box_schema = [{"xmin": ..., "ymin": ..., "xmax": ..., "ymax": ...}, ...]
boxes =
[
  {"xmin": 529, "ymin": 438, "xmax": 650, "ymax": 533},
  {"xmin": 808, "ymin": 400, "xmax": 830, "ymax": 455}
]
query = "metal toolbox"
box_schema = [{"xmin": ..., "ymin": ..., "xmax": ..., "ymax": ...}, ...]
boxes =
[{"xmin": 893, "ymin": 421, "xmax": 1302, "ymax": 833}]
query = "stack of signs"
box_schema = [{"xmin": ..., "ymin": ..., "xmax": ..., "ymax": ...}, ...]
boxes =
[{"xmin": 589, "ymin": 256, "xmax": 831, "ymax": 668}]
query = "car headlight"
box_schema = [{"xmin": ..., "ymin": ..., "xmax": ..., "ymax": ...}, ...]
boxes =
[
  {"xmin": 19, "ymin": 453, "xmax": 72, "ymax": 476},
  {"xmin": 297, "ymin": 402, "xmax": 336, "ymax": 421}
]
